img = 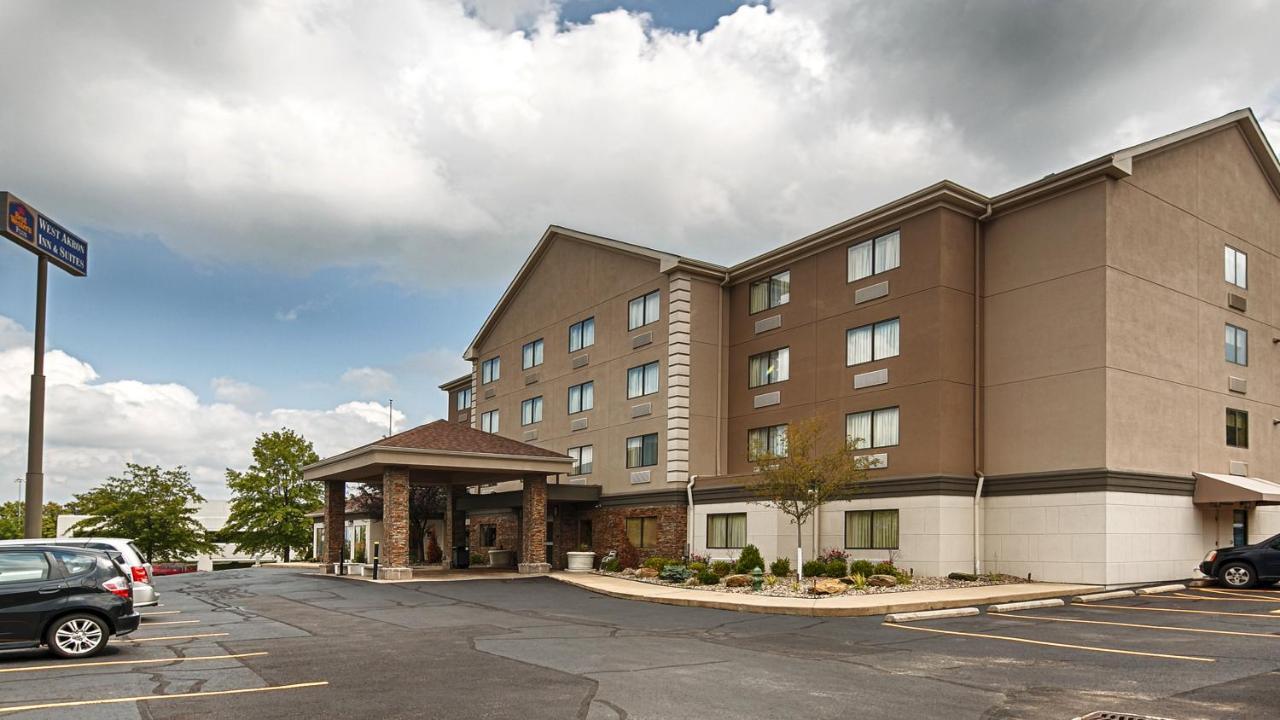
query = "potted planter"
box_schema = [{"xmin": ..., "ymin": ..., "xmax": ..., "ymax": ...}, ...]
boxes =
[
  {"xmin": 488, "ymin": 548, "xmax": 515, "ymax": 568},
  {"xmin": 566, "ymin": 546, "xmax": 596, "ymax": 573}
]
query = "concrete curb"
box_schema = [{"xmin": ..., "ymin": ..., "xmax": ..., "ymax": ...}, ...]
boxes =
[
  {"xmin": 885, "ymin": 608, "xmax": 980, "ymax": 623},
  {"xmin": 1134, "ymin": 583, "xmax": 1187, "ymax": 595},
  {"xmin": 1072, "ymin": 590, "xmax": 1136, "ymax": 603},
  {"xmin": 988, "ymin": 598, "xmax": 1066, "ymax": 613}
]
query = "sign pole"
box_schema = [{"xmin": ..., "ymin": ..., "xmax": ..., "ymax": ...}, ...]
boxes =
[{"xmin": 23, "ymin": 256, "xmax": 48, "ymax": 539}]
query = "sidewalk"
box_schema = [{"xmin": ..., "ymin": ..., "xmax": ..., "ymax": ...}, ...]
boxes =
[{"xmin": 552, "ymin": 572, "xmax": 1098, "ymax": 617}]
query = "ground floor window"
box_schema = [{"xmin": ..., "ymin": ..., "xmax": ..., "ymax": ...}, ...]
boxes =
[
  {"xmin": 707, "ymin": 513, "xmax": 747, "ymax": 549},
  {"xmin": 313, "ymin": 525, "xmax": 325, "ymax": 560},
  {"xmin": 626, "ymin": 516, "xmax": 658, "ymax": 548},
  {"xmin": 479, "ymin": 524, "xmax": 498, "ymax": 546},
  {"xmin": 845, "ymin": 509, "xmax": 899, "ymax": 550},
  {"xmin": 579, "ymin": 519, "xmax": 593, "ymax": 548}
]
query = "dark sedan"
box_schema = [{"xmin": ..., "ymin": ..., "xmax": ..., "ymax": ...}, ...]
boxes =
[
  {"xmin": 0, "ymin": 545, "xmax": 141, "ymax": 658},
  {"xmin": 1198, "ymin": 533, "xmax": 1280, "ymax": 588}
]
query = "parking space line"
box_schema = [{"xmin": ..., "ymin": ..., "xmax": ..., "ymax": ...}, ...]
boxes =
[
  {"xmin": 1194, "ymin": 588, "xmax": 1280, "ymax": 601},
  {"xmin": 1001, "ymin": 613, "xmax": 1280, "ymax": 639},
  {"xmin": 0, "ymin": 681, "xmax": 328, "ymax": 714},
  {"xmin": 124, "ymin": 632, "xmax": 229, "ymax": 643},
  {"xmin": 882, "ymin": 623, "xmax": 1214, "ymax": 662},
  {"xmin": 140, "ymin": 620, "xmax": 200, "ymax": 627},
  {"xmin": 1076, "ymin": 604, "xmax": 1280, "ymax": 620},
  {"xmin": 1160, "ymin": 593, "xmax": 1280, "ymax": 604},
  {"xmin": 0, "ymin": 652, "xmax": 268, "ymax": 674},
  {"xmin": 138, "ymin": 610, "xmax": 181, "ymax": 616}
]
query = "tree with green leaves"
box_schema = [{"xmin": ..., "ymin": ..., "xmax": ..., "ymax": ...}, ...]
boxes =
[
  {"xmin": 67, "ymin": 464, "xmax": 215, "ymax": 563},
  {"xmin": 224, "ymin": 428, "xmax": 322, "ymax": 562},
  {"xmin": 747, "ymin": 417, "xmax": 874, "ymax": 581},
  {"xmin": 0, "ymin": 501, "xmax": 61, "ymax": 540}
]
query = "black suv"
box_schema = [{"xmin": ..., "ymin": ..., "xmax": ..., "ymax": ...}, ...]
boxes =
[
  {"xmin": 1198, "ymin": 533, "xmax": 1280, "ymax": 588},
  {"xmin": 0, "ymin": 545, "xmax": 141, "ymax": 658}
]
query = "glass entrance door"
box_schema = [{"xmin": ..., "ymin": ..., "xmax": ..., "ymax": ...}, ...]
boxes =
[{"xmin": 1233, "ymin": 508, "xmax": 1249, "ymax": 546}]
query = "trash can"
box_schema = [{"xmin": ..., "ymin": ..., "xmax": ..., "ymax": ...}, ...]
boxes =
[{"xmin": 452, "ymin": 545, "xmax": 470, "ymax": 569}]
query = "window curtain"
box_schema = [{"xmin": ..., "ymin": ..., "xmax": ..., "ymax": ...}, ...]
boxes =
[
  {"xmin": 582, "ymin": 318, "xmax": 595, "ymax": 347},
  {"xmin": 872, "ymin": 510, "xmax": 899, "ymax": 549},
  {"xmin": 848, "ymin": 241, "xmax": 873, "ymax": 281},
  {"xmin": 645, "ymin": 291, "xmax": 660, "ymax": 324},
  {"xmin": 847, "ymin": 411, "xmax": 872, "ymax": 450},
  {"xmin": 846, "ymin": 511, "xmax": 871, "ymax": 548},
  {"xmin": 873, "ymin": 407, "xmax": 899, "ymax": 447},
  {"xmin": 569, "ymin": 385, "xmax": 581, "ymax": 413},
  {"xmin": 750, "ymin": 281, "xmax": 769, "ymax": 313},
  {"xmin": 726, "ymin": 514, "xmax": 747, "ymax": 548},
  {"xmin": 1236, "ymin": 251, "xmax": 1247, "ymax": 287},
  {"xmin": 773, "ymin": 424, "xmax": 788, "ymax": 457},
  {"xmin": 569, "ymin": 324, "xmax": 582, "ymax": 351},
  {"xmin": 582, "ymin": 381, "xmax": 594, "ymax": 410},
  {"xmin": 848, "ymin": 326, "xmax": 872, "ymax": 365},
  {"xmin": 628, "ymin": 367, "xmax": 644, "ymax": 398},
  {"xmin": 771, "ymin": 272, "xmax": 790, "ymax": 307},
  {"xmin": 626, "ymin": 437, "xmax": 642, "ymax": 467},
  {"xmin": 629, "ymin": 298, "xmax": 645, "ymax": 329},
  {"xmin": 644, "ymin": 362, "xmax": 659, "ymax": 394},
  {"xmin": 749, "ymin": 354, "xmax": 768, "ymax": 387},
  {"xmin": 774, "ymin": 348, "xmax": 789, "ymax": 382},
  {"xmin": 579, "ymin": 446, "xmax": 593, "ymax": 474},
  {"xmin": 874, "ymin": 319, "xmax": 900, "ymax": 359},
  {"xmin": 874, "ymin": 231, "xmax": 900, "ymax": 273}
]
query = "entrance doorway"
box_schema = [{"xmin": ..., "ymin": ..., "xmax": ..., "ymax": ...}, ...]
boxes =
[
  {"xmin": 1233, "ymin": 508, "xmax": 1249, "ymax": 546},
  {"xmin": 546, "ymin": 520, "xmax": 554, "ymax": 569}
]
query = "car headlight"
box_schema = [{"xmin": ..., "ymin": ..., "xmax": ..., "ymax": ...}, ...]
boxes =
[{"xmin": 1203, "ymin": 549, "xmax": 1217, "ymax": 563}]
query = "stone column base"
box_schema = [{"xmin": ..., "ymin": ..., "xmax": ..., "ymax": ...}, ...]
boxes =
[
  {"xmin": 375, "ymin": 567, "xmax": 413, "ymax": 580},
  {"xmin": 518, "ymin": 562, "xmax": 551, "ymax": 574}
]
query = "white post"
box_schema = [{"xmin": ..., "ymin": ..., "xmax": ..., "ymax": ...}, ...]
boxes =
[{"xmin": 796, "ymin": 546, "xmax": 804, "ymax": 581}]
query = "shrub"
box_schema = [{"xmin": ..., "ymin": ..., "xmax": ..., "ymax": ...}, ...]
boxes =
[
  {"xmin": 697, "ymin": 569, "xmax": 720, "ymax": 585},
  {"xmin": 872, "ymin": 561, "xmax": 896, "ymax": 576},
  {"xmin": 710, "ymin": 560, "xmax": 734, "ymax": 577},
  {"xmin": 689, "ymin": 561, "xmax": 707, "ymax": 573},
  {"xmin": 659, "ymin": 564, "xmax": 693, "ymax": 583},
  {"xmin": 825, "ymin": 558, "xmax": 848, "ymax": 578},
  {"xmin": 469, "ymin": 552, "xmax": 487, "ymax": 566},
  {"xmin": 643, "ymin": 556, "xmax": 671, "ymax": 571},
  {"xmin": 894, "ymin": 571, "xmax": 912, "ymax": 585},
  {"xmin": 617, "ymin": 538, "xmax": 640, "ymax": 570},
  {"xmin": 735, "ymin": 544, "xmax": 766, "ymax": 575},
  {"xmin": 769, "ymin": 557, "xmax": 791, "ymax": 577},
  {"xmin": 817, "ymin": 548, "xmax": 849, "ymax": 563},
  {"xmin": 801, "ymin": 559, "xmax": 826, "ymax": 578},
  {"xmin": 600, "ymin": 556, "xmax": 621, "ymax": 572},
  {"xmin": 948, "ymin": 571, "xmax": 977, "ymax": 582},
  {"xmin": 849, "ymin": 559, "xmax": 876, "ymax": 577},
  {"xmin": 848, "ymin": 572, "xmax": 867, "ymax": 590},
  {"xmin": 687, "ymin": 553, "xmax": 710, "ymax": 565}
]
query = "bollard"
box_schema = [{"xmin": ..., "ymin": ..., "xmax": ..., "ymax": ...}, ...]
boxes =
[{"xmin": 372, "ymin": 542, "xmax": 381, "ymax": 580}]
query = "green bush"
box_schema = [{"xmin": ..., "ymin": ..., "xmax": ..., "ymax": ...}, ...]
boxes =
[
  {"xmin": 734, "ymin": 544, "xmax": 766, "ymax": 575},
  {"xmin": 872, "ymin": 561, "xmax": 896, "ymax": 576},
  {"xmin": 894, "ymin": 571, "xmax": 912, "ymax": 585},
  {"xmin": 642, "ymin": 556, "xmax": 671, "ymax": 571},
  {"xmin": 801, "ymin": 559, "xmax": 826, "ymax": 578},
  {"xmin": 849, "ymin": 559, "xmax": 876, "ymax": 577},
  {"xmin": 689, "ymin": 561, "xmax": 707, "ymax": 573},
  {"xmin": 769, "ymin": 557, "xmax": 791, "ymax": 577},
  {"xmin": 659, "ymin": 564, "xmax": 693, "ymax": 583},
  {"xmin": 825, "ymin": 558, "xmax": 848, "ymax": 578},
  {"xmin": 469, "ymin": 553, "xmax": 487, "ymax": 566},
  {"xmin": 710, "ymin": 560, "xmax": 734, "ymax": 577},
  {"xmin": 600, "ymin": 556, "xmax": 621, "ymax": 572},
  {"xmin": 697, "ymin": 569, "xmax": 720, "ymax": 585}
]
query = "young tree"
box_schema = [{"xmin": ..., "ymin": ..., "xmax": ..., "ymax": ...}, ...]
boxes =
[
  {"xmin": 746, "ymin": 417, "xmax": 874, "ymax": 581},
  {"xmin": 224, "ymin": 428, "xmax": 323, "ymax": 562},
  {"xmin": 0, "ymin": 501, "xmax": 61, "ymax": 540},
  {"xmin": 67, "ymin": 464, "xmax": 215, "ymax": 563}
]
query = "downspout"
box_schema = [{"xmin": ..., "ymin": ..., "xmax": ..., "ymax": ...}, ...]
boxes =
[
  {"xmin": 686, "ymin": 474, "xmax": 698, "ymax": 558},
  {"xmin": 974, "ymin": 203, "xmax": 993, "ymax": 575}
]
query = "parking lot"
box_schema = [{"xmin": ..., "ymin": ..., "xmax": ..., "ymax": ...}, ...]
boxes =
[{"xmin": 0, "ymin": 570, "xmax": 1277, "ymax": 719}]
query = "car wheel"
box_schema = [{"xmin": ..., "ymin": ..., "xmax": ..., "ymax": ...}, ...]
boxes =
[
  {"xmin": 46, "ymin": 614, "xmax": 109, "ymax": 658},
  {"xmin": 1219, "ymin": 561, "xmax": 1256, "ymax": 589}
]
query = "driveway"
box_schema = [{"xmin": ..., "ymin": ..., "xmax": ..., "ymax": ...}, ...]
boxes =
[{"xmin": 0, "ymin": 569, "xmax": 1276, "ymax": 719}]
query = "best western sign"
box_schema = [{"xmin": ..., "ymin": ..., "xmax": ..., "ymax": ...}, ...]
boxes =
[{"xmin": 2, "ymin": 192, "xmax": 89, "ymax": 276}]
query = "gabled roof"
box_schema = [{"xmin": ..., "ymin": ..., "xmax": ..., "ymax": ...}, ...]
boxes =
[
  {"xmin": 370, "ymin": 420, "xmax": 567, "ymax": 458},
  {"xmin": 438, "ymin": 373, "xmax": 472, "ymax": 392}
]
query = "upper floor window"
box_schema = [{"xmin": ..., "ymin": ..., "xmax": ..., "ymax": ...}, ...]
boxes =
[
  {"xmin": 568, "ymin": 445, "xmax": 593, "ymax": 476},
  {"xmin": 748, "ymin": 424, "xmax": 788, "ymax": 461},
  {"xmin": 522, "ymin": 339, "xmax": 544, "ymax": 370},
  {"xmin": 627, "ymin": 361, "xmax": 660, "ymax": 398},
  {"xmin": 748, "ymin": 348, "xmax": 789, "ymax": 389},
  {"xmin": 569, "ymin": 317, "xmax": 595, "ymax": 352},
  {"xmin": 707, "ymin": 513, "xmax": 747, "ymax": 549},
  {"xmin": 626, "ymin": 433, "xmax": 659, "ymax": 468},
  {"xmin": 521, "ymin": 396, "xmax": 543, "ymax": 426},
  {"xmin": 481, "ymin": 356, "xmax": 500, "ymax": 384},
  {"xmin": 480, "ymin": 409, "xmax": 499, "ymax": 434},
  {"xmin": 1225, "ymin": 246, "xmax": 1247, "ymax": 289},
  {"xmin": 629, "ymin": 290, "xmax": 661, "ymax": 330},
  {"xmin": 749, "ymin": 271, "xmax": 791, "ymax": 314},
  {"xmin": 846, "ymin": 406, "xmax": 899, "ymax": 450},
  {"xmin": 1226, "ymin": 324, "xmax": 1248, "ymax": 366},
  {"xmin": 455, "ymin": 387, "xmax": 472, "ymax": 411},
  {"xmin": 1227, "ymin": 408, "xmax": 1249, "ymax": 448},
  {"xmin": 847, "ymin": 318, "xmax": 900, "ymax": 366},
  {"xmin": 848, "ymin": 230, "xmax": 900, "ymax": 283},
  {"xmin": 568, "ymin": 381, "xmax": 594, "ymax": 414}
]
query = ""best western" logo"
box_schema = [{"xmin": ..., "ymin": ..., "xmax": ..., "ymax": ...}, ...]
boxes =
[{"xmin": 6, "ymin": 199, "xmax": 35, "ymax": 243}]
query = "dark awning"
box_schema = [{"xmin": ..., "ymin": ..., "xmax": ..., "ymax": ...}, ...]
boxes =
[{"xmin": 456, "ymin": 483, "xmax": 601, "ymax": 511}]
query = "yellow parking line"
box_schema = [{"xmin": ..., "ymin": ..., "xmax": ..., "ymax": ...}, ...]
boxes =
[
  {"xmin": 0, "ymin": 681, "xmax": 328, "ymax": 714},
  {"xmin": 140, "ymin": 620, "xmax": 200, "ymax": 627},
  {"xmin": 1002, "ymin": 613, "xmax": 1280, "ymax": 639},
  {"xmin": 1194, "ymin": 588, "xmax": 1280, "ymax": 602},
  {"xmin": 1077, "ymin": 604, "xmax": 1280, "ymax": 620},
  {"xmin": 124, "ymin": 633, "xmax": 228, "ymax": 643},
  {"xmin": 0, "ymin": 652, "xmax": 268, "ymax": 674},
  {"xmin": 882, "ymin": 623, "xmax": 1214, "ymax": 662}
]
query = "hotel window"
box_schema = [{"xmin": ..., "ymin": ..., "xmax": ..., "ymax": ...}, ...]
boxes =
[
  {"xmin": 521, "ymin": 396, "xmax": 543, "ymax": 426},
  {"xmin": 627, "ymin": 361, "xmax": 660, "ymax": 398},
  {"xmin": 1225, "ymin": 324, "xmax": 1248, "ymax": 366},
  {"xmin": 625, "ymin": 516, "xmax": 658, "ymax": 548},
  {"xmin": 579, "ymin": 519, "xmax": 593, "ymax": 547},
  {"xmin": 568, "ymin": 445, "xmax": 593, "ymax": 476},
  {"xmin": 455, "ymin": 387, "xmax": 472, "ymax": 411},
  {"xmin": 522, "ymin": 338, "xmax": 544, "ymax": 370},
  {"xmin": 569, "ymin": 317, "xmax": 595, "ymax": 352},
  {"xmin": 748, "ymin": 347, "xmax": 789, "ymax": 388},
  {"xmin": 568, "ymin": 381, "xmax": 594, "ymax": 414},
  {"xmin": 847, "ymin": 318, "xmax": 900, "ymax": 365},
  {"xmin": 479, "ymin": 525, "xmax": 497, "ymax": 546},
  {"xmin": 628, "ymin": 290, "xmax": 661, "ymax": 330},
  {"xmin": 707, "ymin": 513, "xmax": 747, "ymax": 549},
  {"xmin": 480, "ymin": 409, "xmax": 499, "ymax": 433},
  {"xmin": 846, "ymin": 407, "xmax": 899, "ymax": 450},
  {"xmin": 626, "ymin": 433, "xmax": 659, "ymax": 468},
  {"xmin": 481, "ymin": 356, "xmax": 500, "ymax": 384},
  {"xmin": 1227, "ymin": 408, "xmax": 1249, "ymax": 448},
  {"xmin": 845, "ymin": 510, "xmax": 899, "ymax": 550},
  {"xmin": 1225, "ymin": 245, "xmax": 1247, "ymax": 289},
  {"xmin": 847, "ymin": 230, "xmax": 900, "ymax": 283},
  {"xmin": 747, "ymin": 424, "xmax": 788, "ymax": 461},
  {"xmin": 749, "ymin": 271, "xmax": 791, "ymax": 314}
]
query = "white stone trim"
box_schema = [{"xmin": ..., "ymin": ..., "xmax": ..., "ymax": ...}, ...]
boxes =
[{"xmin": 666, "ymin": 272, "xmax": 692, "ymax": 483}]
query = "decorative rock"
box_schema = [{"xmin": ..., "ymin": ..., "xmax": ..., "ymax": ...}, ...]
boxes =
[
  {"xmin": 867, "ymin": 574, "xmax": 897, "ymax": 587},
  {"xmin": 635, "ymin": 567, "xmax": 658, "ymax": 579},
  {"xmin": 622, "ymin": 568, "xmax": 637, "ymax": 576},
  {"xmin": 809, "ymin": 578, "xmax": 847, "ymax": 595},
  {"xmin": 723, "ymin": 574, "xmax": 752, "ymax": 588}
]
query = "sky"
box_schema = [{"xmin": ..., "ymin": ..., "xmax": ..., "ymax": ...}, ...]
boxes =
[{"xmin": 1, "ymin": 0, "xmax": 1279, "ymax": 503}]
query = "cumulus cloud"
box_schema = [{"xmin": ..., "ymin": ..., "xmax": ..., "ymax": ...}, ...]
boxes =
[
  {"xmin": 0, "ymin": 1, "xmax": 1274, "ymax": 288},
  {"xmin": 0, "ymin": 315, "xmax": 408, "ymax": 501},
  {"xmin": 340, "ymin": 367, "xmax": 397, "ymax": 398},
  {"xmin": 210, "ymin": 377, "xmax": 265, "ymax": 407}
]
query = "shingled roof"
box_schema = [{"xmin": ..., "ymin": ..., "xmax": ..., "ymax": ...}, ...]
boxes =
[{"xmin": 364, "ymin": 420, "xmax": 568, "ymax": 459}]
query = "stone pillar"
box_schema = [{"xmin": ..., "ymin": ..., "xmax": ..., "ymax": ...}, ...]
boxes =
[
  {"xmin": 323, "ymin": 481, "xmax": 345, "ymax": 570},
  {"xmin": 382, "ymin": 467, "xmax": 410, "ymax": 569},
  {"xmin": 442, "ymin": 484, "xmax": 464, "ymax": 569},
  {"xmin": 519, "ymin": 475, "xmax": 549, "ymax": 574}
]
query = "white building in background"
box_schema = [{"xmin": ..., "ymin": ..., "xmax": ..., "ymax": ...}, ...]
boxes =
[{"xmin": 56, "ymin": 499, "xmax": 281, "ymax": 564}]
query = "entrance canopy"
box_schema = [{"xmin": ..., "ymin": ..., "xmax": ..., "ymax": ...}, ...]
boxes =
[{"xmin": 1193, "ymin": 472, "xmax": 1280, "ymax": 505}]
